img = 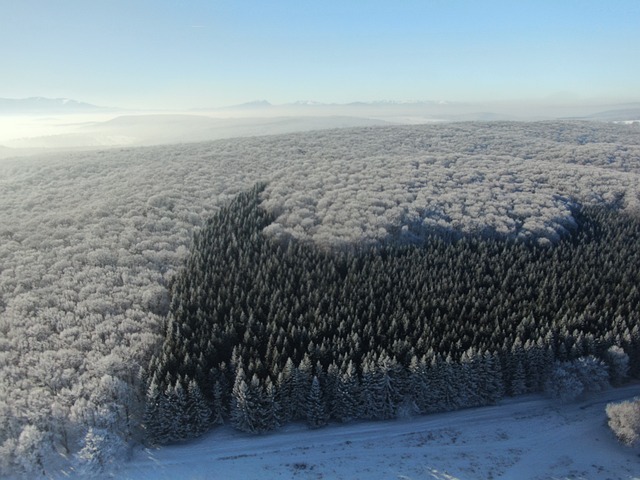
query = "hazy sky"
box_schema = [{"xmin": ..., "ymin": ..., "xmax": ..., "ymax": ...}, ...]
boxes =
[{"xmin": 2, "ymin": 0, "xmax": 639, "ymax": 109}]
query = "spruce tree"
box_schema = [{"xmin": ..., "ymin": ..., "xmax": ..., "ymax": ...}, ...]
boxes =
[
  {"xmin": 230, "ymin": 367, "xmax": 257, "ymax": 433},
  {"xmin": 333, "ymin": 360, "xmax": 362, "ymax": 422},
  {"xmin": 306, "ymin": 376, "xmax": 328, "ymax": 429},
  {"xmin": 187, "ymin": 380, "xmax": 211, "ymax": 436}
]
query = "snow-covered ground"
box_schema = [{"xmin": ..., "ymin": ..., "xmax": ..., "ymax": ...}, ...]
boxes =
[{"xmin": 116, "ymin": 385, "xmax": 640, "ymax": 480}]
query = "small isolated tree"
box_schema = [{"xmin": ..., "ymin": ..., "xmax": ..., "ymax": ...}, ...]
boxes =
[{"xmin": 606, "ymin": 397, "xmax": 640, "ymax": 447}]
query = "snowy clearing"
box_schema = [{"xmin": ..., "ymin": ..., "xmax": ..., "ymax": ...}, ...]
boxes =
[{"xmin": 116, "ymin": 385, "xmax": 640, "ymax": 480}]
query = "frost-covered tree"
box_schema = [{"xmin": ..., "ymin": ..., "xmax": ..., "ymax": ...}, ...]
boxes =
[
  {"xmin": 545, "ymin": 356, "xmax": 610, "ymax": 402},
  {"xmin": 186, "ymin": 380, "xmax": 211, "ymax": 436},
  {"xmin": 606, "ymin": 397, "xmax": 640, "ymax": 447},
  {"xmin": 276, "ymin": 358, "xmax": 296, "ymax": 424},
  {"xmin": 572, "ymin": 356, "xmax": 610, "ymax": 394},
  {"xmin": 14, "ymin": 425, "xmax": 48, "ymax": 476},
  {"xmin": 545, "ymin": 364, "xmax": 584, "ymax": 402},
  {"xmin": 230, "ymin": 368, "xmax": 255, "ymax": 433},
  {"xmin": 5, "ymin": 121, "xmax": 640, "ymax": 474},
  {"xmin": 606, "ymin": 346, "xmax": 630, "ymax": 386},
  {"xmin": 332, "ymin": 360, "xmax": 362, "ymax": 422},
  {"xmin": 75, "ymin": 427, "xmax": 126, "ymax": 477},
  {"xmin": 264, "ymin": 377, "xmax": 281, "ymax": 430},
  {"xmin": 143, "ymin": 376, "xmax": 168, "ymax": 444},
  {"xmin": 292, "ymin": 355, "xmax": 313, "ymax": 421},
  {"xmin": 306, "ymin": 376, "xmax": 328, "ymax": 429},
  {"xmin": 167, "ymin": 381, "xmax": 190, "ymax": 441}
]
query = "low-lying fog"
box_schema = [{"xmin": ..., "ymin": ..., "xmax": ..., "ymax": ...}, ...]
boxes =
[{"xmin": 2, "ymin": 100, "xmax": 639, "ymax": 157}]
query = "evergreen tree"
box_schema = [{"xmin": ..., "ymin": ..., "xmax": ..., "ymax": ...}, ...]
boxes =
[
  {"xmin": 187, "ymin": 380, "xmax": 211, "ymax": 436},
  {"xmin": 146, "ymin": 186, "xmax": 640, "ymax": 439},
  {"xmin": 306, "ymin": 376, "xmax": 328, "ymax": 429},
  {"xmin": 264, "ymin": 377, "xmax": 281, "ymax": 430},
  {"xmin": 143, "ymin": 375, "xmax": 167, "ymax": 443},
  {"xmin": 230, "ymin": 367, "xmax": 258, "ymax": 433},
  {"xmin": 332, "ymin": 360, "xmax": 362, "ymax": 422},
  {"xmin": 292, "ymin": 355, "xmax": 313, "ymax": 420},
  {"xmin": 167, "ymin": 381, "xmax": 190, "ymax": 441},
  {"xmin": 211, "ymin": 380, "xmax": 226, "ymax": 425}
]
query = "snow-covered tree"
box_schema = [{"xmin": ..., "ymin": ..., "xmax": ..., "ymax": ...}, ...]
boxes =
[
  {"xmin": 306, "ymin": 376, "xmax": 328, "ymax": 429},
  {"xmin": 606, "ymin": 397, "xmax": 640, "ymax": 447},
  {"xmin": 293, "ymin": 355, "xmax": 313, "ymax": 421},
  {"xmin": 75, "ymin": 427, "xmax": 126, "ymax": 477},
  {"xmin": 14, "ymin": 425, "xmax": 48, "ymax": 476},
  {"xmin": 332, "ymin": 360, "xmax": 362, "ymax": 422},
  {"xmin": 186, "ymin": 380, "xmax": 211, "ymax": 436},
  {"xmin": 545, "ymin": 363, "xmax": 584, "ymax": 402},
  {"xmin": 230, "ymin": 368, "xmax": 255, "ymax": 433},
  {"xmin": 606, "ymin": 346, "xmax": 630, "ymax": 386},
  {"xmin": 143, "ymin": 376, "xmax": 168, "ymax": 443},
  {"xmin": 545, "ymin": 356, "xmax": 609, "ymax": 403},
  {"xmin": 572, "ymin": 356, "xmax": 610, "ymax": 394}
]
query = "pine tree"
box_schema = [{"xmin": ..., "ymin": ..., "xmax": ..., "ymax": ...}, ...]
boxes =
[
  {"xmin": 248, "ymin": 374, "xmax": 273, "ymax": 433},
  {"xmin": 332, "ymin": 360, "xmax": 362, "ymax": 422},
  {"xmin": 230, "ymin": 367, "xmax": 257, "ymax": 433},
  {"xmin": 143, "ymin": 375, "xmax": 167, "ymax": 443},
  {"xmin": 440, "ymin": 355, "xmax": 461, "ymax": 412},
  {"xmin": 167, "ymin": 381, "xmax": 190, "ymax": 441},
  {"xmin": 264, "ymin": 377, "xmax": 281, "ymax": 430},
  {"xmin": 306, "ymin": 376, "xmax": 328, "ymax": 429},
  {"xmin": 360, "ymin": 357, "xmax": 377, "ymax": 420},
  {"xmin": 480, "ymin": 351, "xmax": 504, "ymax": 404},
  {"xmin": 187, "ymin": 380, "xmax": 211, "ymax": 436},
  {"xmin": 292, "ymin": 354, "xmax": 313, "ymax": 420},
  {"xmin": 375, "ymin": 354, "xmax": 401, "ymax": 420},
  {"xmin": 407, "ymin": 355, "xmax": 428, "ymax": 414},
  {"xmin": 277, "ymin": 358, "xmax": 296, "ymax": 423},
  {"xmin": 212, "ymin": 380, "xmax": 226, "ymax": 425},
  {"xmin": 459, "ymin": 348, "xmax": 481, "ymax": 408}
]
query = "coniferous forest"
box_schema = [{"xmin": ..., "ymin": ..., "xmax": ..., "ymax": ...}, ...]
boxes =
[{"xmin": 144, "ymin": 183, "xmax": 640, "ymax": 442}]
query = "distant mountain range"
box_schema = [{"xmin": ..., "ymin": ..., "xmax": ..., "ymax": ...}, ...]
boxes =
[
  {"xmin": 582, "ymin": 107, "xmax": 640, "ymax": 122},
  {"xmin": 3, "ymin": 96, "xmax": 639, "ymax": 122},
  {"xmin": 0, "ymin": 97, "xmax": 110, "ymax": 114},
  {"xmin": 1, "ymin": 97, "xmax": 638, "ymax": 158}
]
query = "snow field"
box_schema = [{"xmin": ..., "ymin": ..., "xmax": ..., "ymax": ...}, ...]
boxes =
[{"xmin": 119, "ymin": 385, "xmax": 640, "ymax": 480}]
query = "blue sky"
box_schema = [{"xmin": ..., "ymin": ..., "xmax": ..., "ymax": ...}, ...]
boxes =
[{"xmin": 2, "ymin": 0, "xmax": 639, "ymax": 109}]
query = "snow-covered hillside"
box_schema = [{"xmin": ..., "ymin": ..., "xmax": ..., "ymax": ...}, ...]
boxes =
[
  {"xmin": 1, "ymin": 121, "xmax": 639, "ymax": 477},
  {"xmin": 117, "ymin": 385, "xmax": 640, "ymax": 480}
]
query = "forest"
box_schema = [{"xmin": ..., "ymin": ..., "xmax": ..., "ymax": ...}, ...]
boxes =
[
  {"xmin": 145, "ymin": 183, "xmax": 639, "ymax": 441},
  {"xmin": 1, "ymin": 121, "xmax": 639, "ymax": 476}
]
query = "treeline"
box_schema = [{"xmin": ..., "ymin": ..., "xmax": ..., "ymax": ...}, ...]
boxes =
[{"xmin": 144, "ymin": 184, "xmax": 640, "ymax": 442}]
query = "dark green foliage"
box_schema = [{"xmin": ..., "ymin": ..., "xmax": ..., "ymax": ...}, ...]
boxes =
[
  {"xmin": 186, "ymin": 380, "xmax": 211, "ymax": 436},
  {"xmin": 146, "ymin": 184, "xmax": 640, "ymax": 440},
  {"xmin": 332, "ymin": 360, "xmax": 362, "ymax": 422},
  {"xmin": 306, "ymin": 376, "xmax": 328, "ymax": 429}
]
